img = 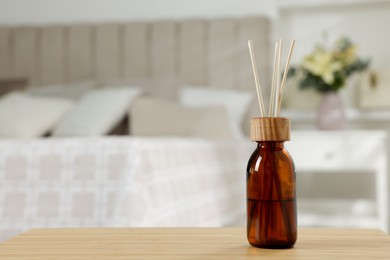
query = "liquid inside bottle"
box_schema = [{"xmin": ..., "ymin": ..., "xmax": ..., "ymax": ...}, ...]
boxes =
[{"xmin": 246, "ymin": 141, "xmax": 297, "ymax": 248}]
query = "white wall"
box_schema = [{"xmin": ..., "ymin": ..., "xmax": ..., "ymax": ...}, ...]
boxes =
[{"xmin": 0, "ymin": 0, "xmax": 276, "ymax": 25}]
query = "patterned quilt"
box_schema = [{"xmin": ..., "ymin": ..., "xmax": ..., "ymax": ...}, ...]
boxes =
[{"xmin": 0, "ymin": 137, "xmax": 252, "ymax": 241}]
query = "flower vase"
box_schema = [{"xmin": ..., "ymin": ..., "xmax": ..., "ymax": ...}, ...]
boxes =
[{"xmin": 317, "ymin": 91, "xmax": 346, "ymax": 130}]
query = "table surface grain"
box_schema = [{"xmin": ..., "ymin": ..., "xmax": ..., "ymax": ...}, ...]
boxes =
[{"xmin": 1, "ymin": 228, "xmax": 390, "ymax": 259}]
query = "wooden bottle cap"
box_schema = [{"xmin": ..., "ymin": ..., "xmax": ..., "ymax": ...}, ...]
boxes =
[{"xmin": 250, "ymin": 117, "xmax": 290, "ymax": 142}]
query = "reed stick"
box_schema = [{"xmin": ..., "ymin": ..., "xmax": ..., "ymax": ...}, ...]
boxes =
[
  {"xmin": 274, "ymin": 39, "xmax": 283, "ymax": 117},
  {"xmin": 269, "ymin": 41, "xmax": 279, "ymax": 117},
  {"xmin": 248, "ymin": 40, "xmax": 266, "ymax": 117},
  {"xmin": 277, "ymin": 40, "xmax": 295, "ymax": 116}
]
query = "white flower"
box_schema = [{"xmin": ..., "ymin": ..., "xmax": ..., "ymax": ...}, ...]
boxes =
[{"xmin": 302, "ymin": 48, "xmax": 342, "ymax": 85}]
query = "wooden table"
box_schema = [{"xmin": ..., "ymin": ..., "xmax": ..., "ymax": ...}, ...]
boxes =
[{"xmin": 1, "ymin": 228, "xmax": 390, "ymax": 259}]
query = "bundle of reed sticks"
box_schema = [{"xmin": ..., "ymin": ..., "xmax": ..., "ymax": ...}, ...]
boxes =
[{"xmin": 248, "ymin": 39, "xmax": 295, "ymax": 117}]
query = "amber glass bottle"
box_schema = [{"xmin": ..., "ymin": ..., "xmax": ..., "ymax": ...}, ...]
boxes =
[{"xmin": 246, "ymin": 117, "xmax": 297, "ymax": 248}]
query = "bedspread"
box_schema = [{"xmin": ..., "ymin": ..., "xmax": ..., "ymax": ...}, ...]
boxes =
[{"xmin": 0, "ymin": 137, "xmax": 252, "ymax": 241}]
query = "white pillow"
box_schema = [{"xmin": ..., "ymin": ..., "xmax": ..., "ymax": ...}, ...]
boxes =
[
  {"xmin": 180, "ymin": 86, "xmax": 253, "ymax": 139},
  {"xmin": 53, "ymin": 86, "xmax": 141, "ymax": 136},
  {"xmin": 0, "ymin": 92, "xmax": 74, "ymax": 138}
]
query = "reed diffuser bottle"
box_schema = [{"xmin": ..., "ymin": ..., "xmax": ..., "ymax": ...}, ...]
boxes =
[
  {"xmin": 246, "ymin": 38, "xmax": 297, "ymax": 248},
  {"xmin": 246, "ymin": 117, "xmax": 297, "ymax": 248}
]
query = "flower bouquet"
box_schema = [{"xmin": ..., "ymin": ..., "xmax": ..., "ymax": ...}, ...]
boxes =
[{"xmin": 291, "ymin": 37, "xmax": 369, "ymax": 93}]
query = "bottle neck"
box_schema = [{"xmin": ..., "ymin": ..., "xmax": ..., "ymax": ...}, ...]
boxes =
[{"xmin": 256, "ymin": 141, "xmax": 285, "ymax": 149}]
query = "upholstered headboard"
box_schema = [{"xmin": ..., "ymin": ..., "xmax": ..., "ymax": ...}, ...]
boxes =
[{"xmin": 0, "ymin": 17, "xmax": 271, "ymax": 91}]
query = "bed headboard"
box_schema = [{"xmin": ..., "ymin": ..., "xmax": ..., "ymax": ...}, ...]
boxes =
[{"xmin": 0, "ymin": 17, "xmax": 271, "ymax": 91}]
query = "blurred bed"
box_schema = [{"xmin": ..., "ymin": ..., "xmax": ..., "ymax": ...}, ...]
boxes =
[
  {"xmin": 0, "ymin": 17, "xmax": 271, "ymax": 240},
  {"xmin": 0, "ymin": 17, "xmax": 271, "ymax": 138}
]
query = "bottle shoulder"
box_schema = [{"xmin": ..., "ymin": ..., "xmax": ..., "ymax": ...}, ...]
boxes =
[
  {"xmin": 248, "ymin": 146, "xmax": 293, "ymax": 161},
  {"xmin": 247, "ymin": 145, "xmax": 295, "ymax": 171}
]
